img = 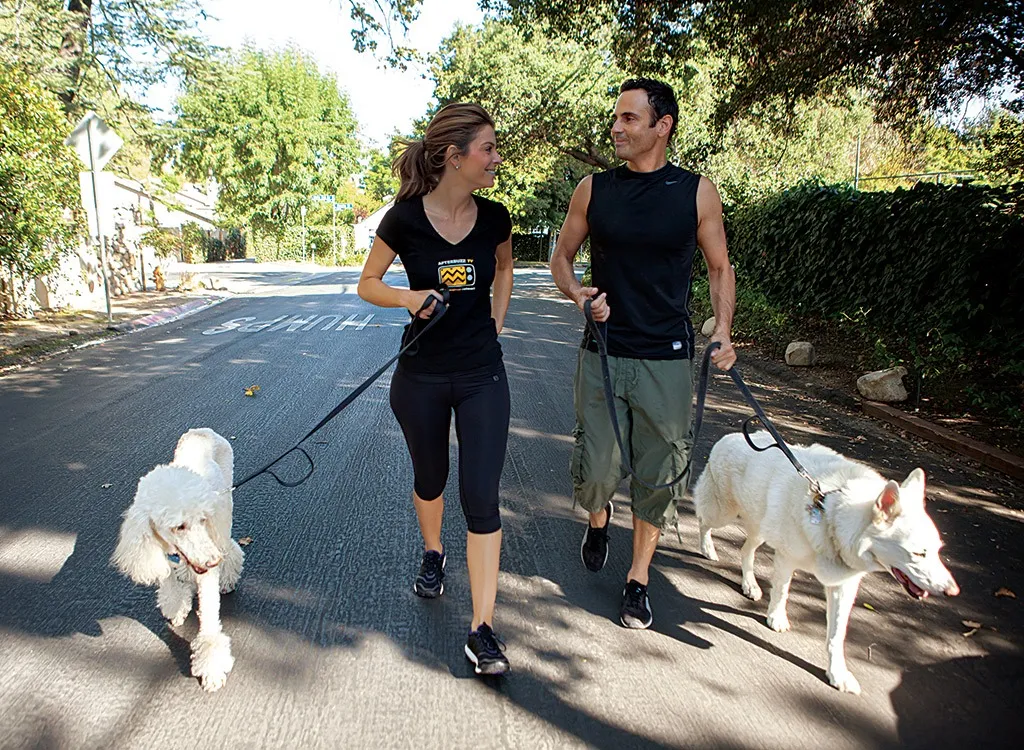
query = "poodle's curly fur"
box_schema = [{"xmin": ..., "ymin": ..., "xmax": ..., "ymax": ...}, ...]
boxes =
[{"xmin": 112, "ymin": 428, "xmax": 244, "ymax": 692}]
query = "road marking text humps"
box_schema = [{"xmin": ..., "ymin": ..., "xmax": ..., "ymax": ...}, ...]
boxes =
[{"xmin": 202, "ymin": 313, "xmax": 374, "ymax": 335}]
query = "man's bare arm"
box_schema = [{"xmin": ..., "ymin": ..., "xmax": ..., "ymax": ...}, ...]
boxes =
[
  {"xmin": 696, "ymin": 176, "xmax": 737, "ymax": 370},
  {"xmin": 550, "ymin": 175, "xmax": 609, "ymax": 322}
]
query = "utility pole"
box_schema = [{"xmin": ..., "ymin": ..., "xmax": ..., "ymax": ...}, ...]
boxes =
[
  {"xmin": 854, "ymin": 133, "xmax": 862, "ymax": 190},
  {"xmin": 301, "ymin": 205, "xmax": 307, "ymax": 263}
]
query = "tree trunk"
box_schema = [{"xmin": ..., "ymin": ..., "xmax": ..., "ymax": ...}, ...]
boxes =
[{"xmin": 57, "ymin": 0, "xmax": 93, "ymax": 114}]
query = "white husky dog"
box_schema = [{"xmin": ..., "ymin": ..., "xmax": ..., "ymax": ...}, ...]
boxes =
[
  {"xmin": 112, "ymin": 428, "xmax": 244, "ymax": 692},
  {"xmin": 692, "ymin": 432, "xmax": 959, "ymax": 694}
]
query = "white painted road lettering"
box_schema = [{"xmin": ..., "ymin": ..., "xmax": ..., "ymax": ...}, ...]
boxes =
[{"xmin": 203, "ymin": 312, "xmax": 375, "ymax": 336}]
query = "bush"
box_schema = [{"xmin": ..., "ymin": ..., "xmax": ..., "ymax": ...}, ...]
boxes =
[{"xmin": 723, "ymin": 180, "xmax": 1024, "ymax": 423}]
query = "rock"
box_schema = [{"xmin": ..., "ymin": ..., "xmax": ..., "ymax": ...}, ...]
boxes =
[
  {"xmin": 857, "ymin": 366, "xmax": 909, "ymax": 402},
  {"xmin": 67, "ymin": 329, "xmax": 80, "ymax": 337},
  {"xmin": 701, "ymin": 316, "xmax": 716, "ymax": 337},
  {"xmin": 785, "ymin": 341, "xmax": 816, "ymax": 366}
]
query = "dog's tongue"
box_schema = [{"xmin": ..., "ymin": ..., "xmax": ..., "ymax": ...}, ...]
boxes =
[{"xmin": 893, "ymin": 568, "xmax": 928, "ymax": 599}]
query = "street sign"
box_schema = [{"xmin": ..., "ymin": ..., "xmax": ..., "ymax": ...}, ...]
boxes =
[
  {"xmin": 311, "ymin": 194, "xmax": 335, "ymax": 203},
  {"xmin": 78, "ymin": 172, "xmax": 116, "ymax": 239},
  {"xmin": 65, "ymin": 112, "xmax": 123, "ymax": 172},
  {"xmin": 336, "ymin": 202, "xmax": 353, "ymax": 210}
]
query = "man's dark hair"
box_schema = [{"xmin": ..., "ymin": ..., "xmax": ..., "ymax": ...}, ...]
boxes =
[{"xmin": 620, "ymin": 78, "xmax": 678, "ymax": 141}]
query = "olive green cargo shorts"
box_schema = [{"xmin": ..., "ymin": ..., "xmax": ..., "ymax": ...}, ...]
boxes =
[{"xmin": 570, "ymin": 348, "xmax": 693, "ymax": 529}]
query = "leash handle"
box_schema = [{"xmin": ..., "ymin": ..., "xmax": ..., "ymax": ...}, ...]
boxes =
[{"xmin": 232, "ymin": 290, "xmax": 451, "ymax": 490}]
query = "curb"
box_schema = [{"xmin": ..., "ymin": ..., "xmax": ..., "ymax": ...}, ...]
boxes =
[
  {"xmin": 861, "ymin": 401, "xmax": 1024, "ymax": 481},
  {"xmin": 109, "ymin": 295, "xmax": 227, "ymax": 333}
]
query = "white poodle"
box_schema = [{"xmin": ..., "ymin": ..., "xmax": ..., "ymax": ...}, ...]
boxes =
[{"xmin": 112, "ymin": 428, "xmax": 244, "ymax": 692}]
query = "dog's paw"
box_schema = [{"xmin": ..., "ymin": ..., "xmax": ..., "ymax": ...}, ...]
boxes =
[
  {"xmin": 700, "ymin": 540, "xmax": 719, "ymax": 561},
  {"xmin": 191, "ymin": 632, "xmax": 234, "ymax": 693},
  {"xmin": 827, "ymin": 668, "xmax": 861, "ymax": 695},
  {"xmin": 741, "ymin": 579, "xmax": 763, "ymax": 601},
  {"xmin": 766, "ymin": 612, "xmax": 790, "ymax": 632},
  {"xmin": 220, "ymin": 581, "xmax": 237, "ymax": 595},
  {"xmin": 169, "ymin": 613, "xmax": 188, "ymax": 627}
]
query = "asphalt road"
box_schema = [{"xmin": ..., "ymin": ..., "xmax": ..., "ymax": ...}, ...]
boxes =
[{"xmin": 1, "ymin": 266, "xmax": 1021, "ymax": 749}]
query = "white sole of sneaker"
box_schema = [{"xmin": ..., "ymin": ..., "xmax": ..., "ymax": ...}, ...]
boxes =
[
  {"xmin": 619, "ymin": 613, "xmax": 653, "ymax": 629},
  {"xmin": 580, "ymin": 501, "xmax": 613, "ymax": 571},
  {"xmin": 464, "ymin": 645, "xmax": 509, "ymax": 676},
  {"xmin": 413, "ymin": 582, "xmax": 444, "ymax": 598}
]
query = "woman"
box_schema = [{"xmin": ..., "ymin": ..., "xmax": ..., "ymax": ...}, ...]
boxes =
[{"xmin": 357, "ymin": 103, "xmax": 514, "ymax": 676}]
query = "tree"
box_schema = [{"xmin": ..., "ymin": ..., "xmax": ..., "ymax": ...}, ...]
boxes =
[
  {"xmin": 362, "ymin": 146, "xmax": 400, "ymax": 204},
  {"xmin": 428, "ymin": 20, "xmax": 883, "ymax": 219},
  {"xmin": 168, "ymin": 45, "xmax": 362, "ymax": 234},
  {"xmin": 973, "ymin": 110, "xmax": 1024, "ymax": 183},
  {"xmin": 0, "ymin": 0, "xmax": 214, "ymax": 116},
  {"xmin": 350, "ymin": 1, "xmax": 1024, "ymax": 133},
  {"xmin": 486, "ymin": 0, "xmax": 1024, "ymax": 132},
  {"xmin": 0, "ymin": 66, "xmax": 80, "ymax": 315}
]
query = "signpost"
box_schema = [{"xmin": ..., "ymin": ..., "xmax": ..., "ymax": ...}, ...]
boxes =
[{"xmin": 66, "ymin": 112, "xmax": 123, "ymax": 324}]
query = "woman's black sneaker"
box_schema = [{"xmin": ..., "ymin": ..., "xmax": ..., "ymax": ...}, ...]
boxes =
[
  {"xmin": 413, "ymin": 549, "xmax": 445, "ymax": 598},
  {"xmin": 465, "ymin": 623, "xmax": 510, "ymax": 676},
  {"xmin": 620, "ymin": 579, "xmax": 653, "ymax": 629},
  {"xmin": 581, "ymin": 501, "xmax": 613, "ymax": 572}
]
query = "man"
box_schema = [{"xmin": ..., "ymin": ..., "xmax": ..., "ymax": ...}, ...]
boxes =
[{"xmin": 550, "ymin": 78, "xmax": 737, "ymax": 629}]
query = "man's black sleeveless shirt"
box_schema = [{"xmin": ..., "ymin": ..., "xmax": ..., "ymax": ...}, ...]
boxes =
[
  {"xmin": 584, "ymin": 163, "xmax": 701, "ymax": 360},
  {"xmin": 375, "ymin": 194, "xmax": 512, "ymax": 374}
]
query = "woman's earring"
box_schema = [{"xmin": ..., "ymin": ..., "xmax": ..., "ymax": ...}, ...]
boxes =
[{"xmin": 454, "ymin": 163, "xmax": 461, "ymax": 170}]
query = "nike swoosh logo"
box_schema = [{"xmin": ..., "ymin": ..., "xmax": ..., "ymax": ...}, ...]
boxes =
[{"xmin": 665, "ymin": 180, "xmax": 679, "ymax": 185}]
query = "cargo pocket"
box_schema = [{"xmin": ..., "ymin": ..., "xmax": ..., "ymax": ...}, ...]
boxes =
[{"xmin": 569, "ymin": 423, "xmax": 586, "ymax": 488}]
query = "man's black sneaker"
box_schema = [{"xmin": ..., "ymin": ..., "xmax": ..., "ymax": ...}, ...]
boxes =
[
  {"xmin": 620, "ymin": 579, "xmax": 653, "ymax": 629},
  {"xmin": 465, "ymin": 623, "xmax": 510, "ymax": 676},
  {"xmin": 580, "ymin": 501, "xmax": 613, "ymax": 572},
  {"xmin": 413, "ymin": 549, "xmax": 445, "ymax": 598}
]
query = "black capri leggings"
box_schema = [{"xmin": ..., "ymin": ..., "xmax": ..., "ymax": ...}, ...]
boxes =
[{"xmin": 389, "ymin": 363, "xmax": 510, "ymax": 534}]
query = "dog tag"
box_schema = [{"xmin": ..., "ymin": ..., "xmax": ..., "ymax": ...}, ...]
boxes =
[{"xmin": 808, "ymin": 506, "xmax": 823, "ymax": 525}]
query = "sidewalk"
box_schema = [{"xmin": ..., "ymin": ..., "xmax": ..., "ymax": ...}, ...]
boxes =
[{"xmin": 0, "ymin": 290, "xmax": 222, "ymax": 371}]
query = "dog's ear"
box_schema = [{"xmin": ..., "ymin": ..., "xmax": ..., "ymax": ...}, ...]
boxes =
[
  {"xmin": 111, "ymin": 498, "xmax": 172, "ymax": 586},
  {"xmin": 900, "ymin": 468, "xmax": 927, "ymax": 505},
  {"xmin": 873, "ymin": 480, "xmax": 902, "ymax": 525}
]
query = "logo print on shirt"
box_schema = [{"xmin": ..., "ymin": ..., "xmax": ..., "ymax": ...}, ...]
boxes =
[{"xmin": 438, "ymin": 259, "xmax": 476, "ymax": 290}]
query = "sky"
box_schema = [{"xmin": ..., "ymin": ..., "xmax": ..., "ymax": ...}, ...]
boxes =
[{"xmin": 145, "ymin": 0, "xmax": 484, "ymax": 148}]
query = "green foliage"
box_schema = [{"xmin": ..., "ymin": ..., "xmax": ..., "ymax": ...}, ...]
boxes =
[
  {"xmin": 427, "ymin": 20, "xmax": 893, "ymax": 216},
  {"xmin": 0, "ymin": 0, "xmax": 215, "ymax": 116},
  {"xmin": 482, "ymin": 0, "xmax": 1024, "ymax": 133},
  {"xmin": 362, "ymin": 147, "xmax": 400, "ymax": 204},
  {"xmin": 0, "ymin": 65, "xmax": 80, "ymax": 309},
  {"xmin": 249, "ymin": 226, "xmax": 363, "ymax": 266},
  {"xmin": 429, "ymin": 20, "xmax": 620, "ymax": 229},
  {"xmin": 169, "ymin": 45, "xmax": 361, "ymax": 235},
  {"xmin": 726, "ymin": 181, "xmax": 1024, "ymax": 419},
  {"xmin": 973, "ymin": 110, "xmax": 1024, "ymax": 184},
  {"xmin": 140, "ymin": 228, "xmax": 182, "ymax": 259}
]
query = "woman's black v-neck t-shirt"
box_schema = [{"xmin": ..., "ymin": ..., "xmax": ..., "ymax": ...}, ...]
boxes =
[{"xmin": 375, "ymin": 194, "xmax": 512, "ymax": 374}]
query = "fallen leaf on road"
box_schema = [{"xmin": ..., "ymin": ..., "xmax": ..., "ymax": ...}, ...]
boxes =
[
  {"xmin": 230, "ymin": 435, "xmax": 237, "ymax": 440},
  {"xmin": 244, "ymin": 384, "xmax": 261, "ymax": 397},
  {"xmin": 963, "ymin": 628, "xmax": 979, "ymax": 638},
  {"xmin": 863, "ymin": 603, "xmax": 876, "ymax": 611},
  {"xmin": 962, "ymin": 620, "xmax": 983, "ymax": 629},
  {"xmin": 995, "ymin": 587, "xmax": 1017, "ymax": 599},
  {"xmin": 238, "ymin": 536, "xmax": 253, "ymax": 546},
  {"xmin": 101, "ymin": 483, "xmax": 112, "ymax": 489}
]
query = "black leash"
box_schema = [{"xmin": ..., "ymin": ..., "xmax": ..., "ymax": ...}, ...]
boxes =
[
  {"xmin": 584, "ymin": 300, "xmax": 826, "ymax": 512},
  {"xmin": 232, "ymin": 289, "xmax": 450, "ymax": 490}
]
